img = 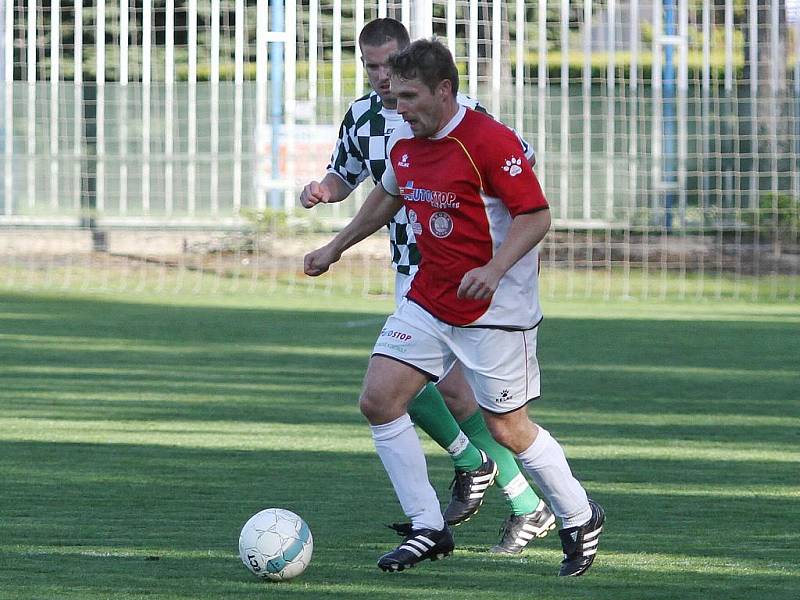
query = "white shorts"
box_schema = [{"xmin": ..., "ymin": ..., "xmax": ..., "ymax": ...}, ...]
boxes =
[{"xmin": 372, "ymin": 298, "xmax": 542, "ymax": 414}]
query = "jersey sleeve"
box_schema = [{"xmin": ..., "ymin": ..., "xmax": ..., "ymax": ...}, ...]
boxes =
[
  {"xmin": 380, "ymin": 129, "xmax": 404, "ymax": 196},
  {"xmin": 326, "ymin": 107, "xmax": 369, "ymax": 189},
  {"xmin": 457, "ymin": 93, "xmax": 535, "ymax": 163},
  {"xmin": 380, "ymin": 153, "xmax": 400, "ymax": 196},
  {"xmin": 481, "ymin": 126, "xmax": 548, "ymax": 217}
]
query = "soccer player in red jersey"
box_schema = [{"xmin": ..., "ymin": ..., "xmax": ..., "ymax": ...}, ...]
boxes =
[
  {"xmin": 301, "ymin": 19, "xmax": 555, "ymax": 554},
  {"xmin": 305, "ymin": 39, "xmax": 605, "ymax": 577}
]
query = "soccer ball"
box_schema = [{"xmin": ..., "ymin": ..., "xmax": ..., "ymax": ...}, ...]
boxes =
[{"xmin": 238, "ymin": 508, "xmax": 313, "ymax": 581}]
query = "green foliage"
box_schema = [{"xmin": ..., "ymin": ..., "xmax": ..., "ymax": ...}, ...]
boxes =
[{"xmin": 740, "ymin": 193, "xmax": 800, "ymax": 231}]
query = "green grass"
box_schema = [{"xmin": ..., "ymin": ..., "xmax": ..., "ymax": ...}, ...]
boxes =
[{"xmin": 0, "ymin": 280, "xmax": 798, "ymax": 599}]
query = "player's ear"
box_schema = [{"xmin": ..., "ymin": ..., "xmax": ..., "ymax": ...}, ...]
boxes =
[{"xmin": 438, "ymin": 79, "xmax": 451, "ymax": 100}]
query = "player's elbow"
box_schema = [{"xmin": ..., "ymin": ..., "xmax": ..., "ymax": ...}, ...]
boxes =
[{"xmin": 539, "ymin": 207, "xmax": 551, "ymax": 230}]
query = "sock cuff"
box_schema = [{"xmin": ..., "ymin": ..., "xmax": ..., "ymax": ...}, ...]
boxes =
[
  {"xmin": 457, "ymin": 409, "xmax": 485, "ymax": 436},
  {"xmin": 370, "ymin": 413, "xmax": 414, "ymax": 442},
  {"xmin": 446, "ymin": 431, "xmax": 471, "ymax": 456},
  {"xmin": 517, "ymin": 426, "xmax": 552, "ymax": 463},
  {"xmin": 503, "ymin": 473, "xmax": 531, "ymax": 500}
]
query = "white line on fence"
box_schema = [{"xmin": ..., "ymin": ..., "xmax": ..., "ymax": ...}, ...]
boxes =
[
  {"xmin": 537, "ymin": 0, "xmax": 547, "ymax": 188},
  {"xmin": 257, "ymin": 0, "xmax": 268, "ymax": 189},
  {"xmin": 2, "ymin": 0, "xmax": 11, "ymax": 216},
  {"xmin": 309, "ymin": 0, "xmax": 318, "ymax": 122},
  {"xmin": 74, "ymin": 0, "xmax": 82, "ymax": 213},
  {"xmin": 286, "ymin": 0, "xmax": 298, "ymax": 210},
  {"xmin": 748, "ymin": 0, "xmax": 758, "ymax": 298},
  {"xmin": 188, "ymin": 0, "xmax": 198, "ymax": 216},
  {"xmin": 120, "ymin": 0, "xmax": 128, "ymax": 216},
  {"xmin": 724, "ymin": 0, "xmax": 733, "ymax": 93},
  {"xmin": 355, "ymin": 0, "xmax": 364, "ymax": 98},
  {"xmin": 51, "ymin": 0, "xmax": 60, "ymax": 211},
  {"xmin": 234, "ymin": 0, "xmax": 243, "ymax": 214},
  {"xmin": 142, "ymin": 0, "xmax": 151, "ymax": 215},
  {"xmin": 333, "ymin": 0, "xmax": 343, "ymax": 122},
  {"xmin": 97, "ymin": 0, "xmax": 106, "ymax": 214},
  {"xmin": 607, "ymin": 0, "xmax": 616, "ymax": 223},
  {"xmin": 583, "ymin": 0, "xmax": 591, "ymax": 222},
  {"xmin": 491, "ymin": 0, "xmax": 501, "ymax": 116},
  {"xmin": 26, "ymin": 0, "xmax": 35, "ymax": 210},
  {"xmin": 515, "ymin": 0, "xmax": 524, "ymax": 134},
  {"xmin": 447, "ymin": 0, "xmax": 456, "ymax": 56},
  {"xmin": 651, "ymin": 0, "xmax": 662, "ymax": 230},
  {"xmin": 469, "ymin": 0, "xmax": 478, "ymax": 99},
  {"xmin": 560, "ymin": 0, "xmax": 569, "ymax": 221},
  {"xmin": 211, "ymin": 0, "xmax": 220, "ymax": 215},
  {"xmin": 678, "ymin": 0, "xmax": 689, "ymax": 296}
]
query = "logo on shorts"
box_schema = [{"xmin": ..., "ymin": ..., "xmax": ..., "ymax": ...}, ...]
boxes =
[
  {"xmin": 380, "ymin": 328, "xmax": 413, "ymax": 342},
  {"xmin": 502, "ymin": 156, "xmax": 523, "ymax": 177},
  {"xmin": 495, "ymin": 389, "xmax": 512, "ymax": 404},
  {"xmin": 408, "ymin": 209, "xmax": 422, "ymax": 236},
  {"xmin": 429, "ymin": 212, "xmax": 453, "ymax": 238}
]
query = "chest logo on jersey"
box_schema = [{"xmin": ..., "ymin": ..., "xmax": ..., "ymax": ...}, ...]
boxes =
[
  {"xmin": 502, "ymin": 156, "xmax": 523, "ymax": 177},
  {"xmin": 397, "ymin": 153, "xmax": 410, "ymax": 168},
  {"xmin": 399, "ymin": 181, "xmax": 460, "ymax": 209},
  {"xmin": 429, "ymin": 212, "xmax": 454, "ymax": 239},
  {"xmin": 408, "ymin": 210, "xmax": 423, "ymax": 236}
]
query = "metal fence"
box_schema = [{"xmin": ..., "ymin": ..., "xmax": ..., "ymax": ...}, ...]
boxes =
[{"xmin": 0, "ymin": 1, "xmax": 798, "ymax": 300}]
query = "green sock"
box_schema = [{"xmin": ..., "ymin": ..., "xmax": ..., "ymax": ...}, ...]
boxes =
[
  {"xmin": 459, "ymin": 410, "xmax": 541, "ymax": 515},
  {"xmin": 408, "ymin": 383, "xmax": 483, "ymax": 471}
]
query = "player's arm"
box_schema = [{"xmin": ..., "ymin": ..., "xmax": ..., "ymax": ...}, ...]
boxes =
[
  {"xmin": 458, "ymin": 124, "xmax": 550, "ymax": 301},
  {"xmin": 458, "ymin": 209, "xmax": 550, "ymax": 300},
  {"xmin": 299, "ymin": 172, "xmax": 353, "ymax": 208},
  {"xmin": 300, "ymin": 107, "xmax": 368, "ymax": 208},
  {"xmin": 457, "ymin": 208, "xmax": 550, "ymax": 300},
  {"xmin": 304, "ymin": 184, "xmax": 403, "ymax": 277}
]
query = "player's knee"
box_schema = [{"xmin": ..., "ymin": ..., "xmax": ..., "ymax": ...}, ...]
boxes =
[
  {"xmin": 484, "ymin": 421, "xmax": 515, "ymax": 449},
  {"xmin": 483, "ymin": 412, "xmax": 535, "ymax": 454},
  {"xmin": 359, "ymin": 388, "xmax": 388, "ymax": 424},
  {"xmin": 439, "ymin": 389, "xmax": 477, "ymax": 422}
]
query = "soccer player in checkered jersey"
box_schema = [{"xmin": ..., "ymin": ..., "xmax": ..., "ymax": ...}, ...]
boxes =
[
  {"xmin": 300, "ymin": 18, "xmax": 556, "ymax": 554},
  {"xmin": 304, "ymin": 38, "xmax": 605, "ymax": 576}
]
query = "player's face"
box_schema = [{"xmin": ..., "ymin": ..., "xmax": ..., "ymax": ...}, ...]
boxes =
[
  {"xmin": 360, "ymin": 40, "xmax": 400, "ymax": 108},
  {"xmin": 392, "ymin": 76, "xmax": 450, "ymax": 138}
]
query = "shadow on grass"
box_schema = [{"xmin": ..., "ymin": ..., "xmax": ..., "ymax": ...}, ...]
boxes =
[
  {"xmin": 0, "ymin": 293, "xmax": 798, "ymax": 598},
  {"xmin": 0, "ymin": 441, "xmax": 798, "ymax": 600}
]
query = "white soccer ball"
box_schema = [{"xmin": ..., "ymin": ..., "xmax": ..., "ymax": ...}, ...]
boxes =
[{"xmin": 238, "ymin": 508, "xmax": 314, "ymax": 581}]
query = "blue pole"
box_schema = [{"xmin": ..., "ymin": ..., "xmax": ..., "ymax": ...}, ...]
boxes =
[
  {"xmin": 663, "ymin": 0, "xmax": 677, "ymax": 231},
  {"xmin": 270, "ymin": 0, "xmax": 285, "ymax": 210}
]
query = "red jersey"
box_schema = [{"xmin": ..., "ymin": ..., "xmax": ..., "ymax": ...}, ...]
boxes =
[{"xmin": 381, "ymin": 106, "xmax": 549, "ymax": 328}]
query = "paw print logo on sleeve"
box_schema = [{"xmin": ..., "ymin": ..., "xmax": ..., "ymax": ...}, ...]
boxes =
[{"xmin": 502, "ymin": 156, "xmax": 523, "ymax": 177}]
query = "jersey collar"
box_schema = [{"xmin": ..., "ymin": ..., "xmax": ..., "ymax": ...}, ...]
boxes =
[{"xmin": 429, "ymin": 105, "xmax": 466, "ymax": 140}]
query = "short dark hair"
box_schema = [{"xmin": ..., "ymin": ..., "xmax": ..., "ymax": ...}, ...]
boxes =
[
  {"xmin": 387, "ymin": 38, "xmax": 459, "ymax": 96},
  {"xmin": 358, "ymin": 18, "xmax": 410, "ymax": 49}
]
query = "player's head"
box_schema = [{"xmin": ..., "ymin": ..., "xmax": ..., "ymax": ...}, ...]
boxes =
[
  {"xmin": 387, "ymin": 38, "xmax": 459, "ymax": 138},
  {"xmin": 358, "ymin": 18, "xmax": 410, "ymax": 108}
]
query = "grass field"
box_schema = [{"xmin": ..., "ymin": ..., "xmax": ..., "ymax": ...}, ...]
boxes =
[{"xmin": 0, "ymin": 280, "xmax": 798, "ymax": 600}]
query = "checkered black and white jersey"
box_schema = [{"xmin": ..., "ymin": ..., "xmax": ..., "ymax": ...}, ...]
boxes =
[{"xmin": 327, "ymin": 90, "xmax": 535, "ymax": 275}]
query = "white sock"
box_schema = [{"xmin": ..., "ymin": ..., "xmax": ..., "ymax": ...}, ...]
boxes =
[
  {"xmin": 371, "ymin": 414, "xmax": 444, "ymax": 531},
  {"xmin": 516, "ymin": 427, "xmax": 591, "ymax": 528}
]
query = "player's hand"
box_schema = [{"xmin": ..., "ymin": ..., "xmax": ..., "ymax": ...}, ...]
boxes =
[
  {"xmin": 299, "ymin": 181, "xmax": 332, "ymax": 208},
  {"xmin": 457, "ymin": 264, "xmax": 503, "ymax": 300},
  {"xmin": 304, "ymin": 244, "xmax": 341, "ymax": 277}
]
